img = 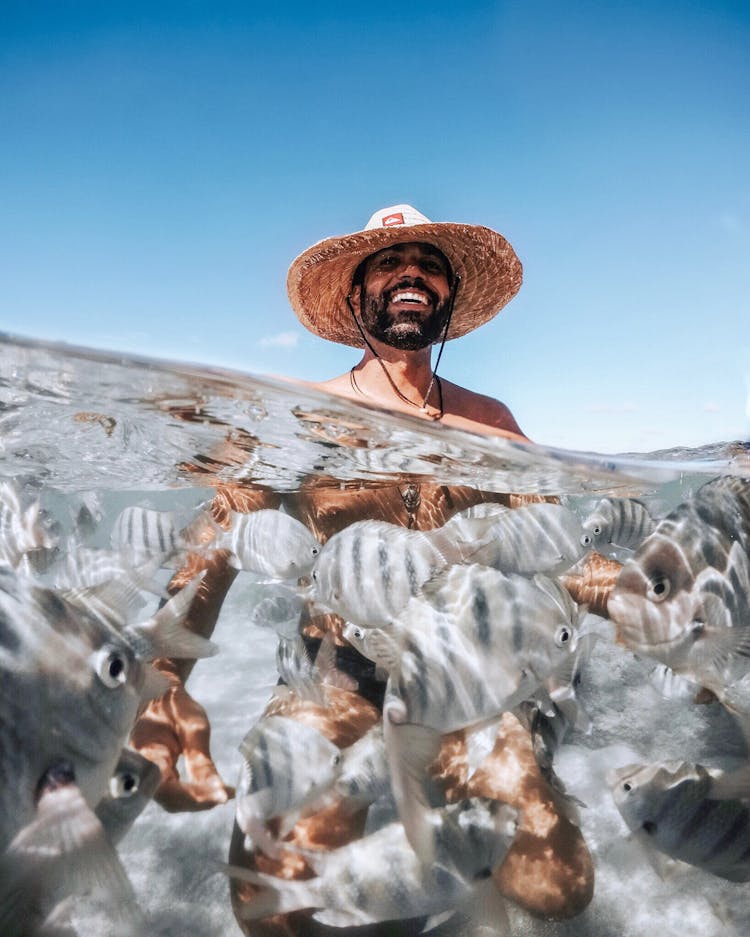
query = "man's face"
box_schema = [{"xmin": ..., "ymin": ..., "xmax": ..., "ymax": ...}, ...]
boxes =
[{"xmin": 354, "ymin": 242, "xmax": 453, "ymax": 350}]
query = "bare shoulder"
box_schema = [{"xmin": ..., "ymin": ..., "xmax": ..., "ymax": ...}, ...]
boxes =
[{"xmin": 440, "ymin": 379, "xmax": 528, "ymax": 440}]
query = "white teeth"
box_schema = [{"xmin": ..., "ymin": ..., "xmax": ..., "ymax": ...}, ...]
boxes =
[{"xmin": 392, "ymin": 292, "xmax": 428, "ymax": 305}]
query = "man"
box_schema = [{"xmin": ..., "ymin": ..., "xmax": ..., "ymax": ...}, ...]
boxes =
[
  {"xmin": 288, "ymin": 203, "xmax": 526, "ymax": 437},
  {"xmin": 132, "ymin": 204, "xmax": 619, "ymax": 933}
]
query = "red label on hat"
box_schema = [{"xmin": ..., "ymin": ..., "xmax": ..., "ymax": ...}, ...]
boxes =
[{"xmin": 381, "ymin": 212, "xmax": 405, "ymax": 227}]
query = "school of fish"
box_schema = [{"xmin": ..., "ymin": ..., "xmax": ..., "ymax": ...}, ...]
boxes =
[{"xmin": 3, "ymin": 473, "xmax": 750, "ymax": 934}]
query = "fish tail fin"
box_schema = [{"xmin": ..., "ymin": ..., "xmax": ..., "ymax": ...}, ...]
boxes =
[{"xmin": 383, "ymin": 708, "xmax": 442, "ymax": 865}]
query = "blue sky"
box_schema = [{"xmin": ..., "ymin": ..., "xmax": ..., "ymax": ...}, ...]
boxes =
[{"xmin": 2, "ymin": 0, "xmax": 748, "ymax": 453}]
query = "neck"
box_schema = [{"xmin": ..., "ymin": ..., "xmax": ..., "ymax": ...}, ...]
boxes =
[{"xmin": 350, "ymin": 347, "xmax": 443, "ymax": 417}]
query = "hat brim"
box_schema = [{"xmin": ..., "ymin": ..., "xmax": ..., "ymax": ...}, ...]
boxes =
[{"xmin": 287, "ymin": 221, "xmax": 522, "ymax": 348}]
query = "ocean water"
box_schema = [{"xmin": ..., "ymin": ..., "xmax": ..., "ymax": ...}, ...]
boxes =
[{"xmin": 1, "ymin": 333, "xmax": 749, "ymax": 937}]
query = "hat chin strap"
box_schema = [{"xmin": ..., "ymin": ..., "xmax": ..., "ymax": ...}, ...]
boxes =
[{"xmin": 345, "ymin": 275, "xmax": 460, "ymax": 415}]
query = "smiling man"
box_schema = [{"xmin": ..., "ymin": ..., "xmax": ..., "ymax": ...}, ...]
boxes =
[
  {"xmin": 132, "ymin": 204, "xmax": 610, "ymax": 936},
  {"xmin": 288, "ymin": 203, "xmax": 527, "ymax": 437}
]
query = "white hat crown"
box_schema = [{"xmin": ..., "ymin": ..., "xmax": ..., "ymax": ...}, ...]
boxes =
[{"xmin": 365, "ymin": 205, "xmax": 432, "ymax": 230}]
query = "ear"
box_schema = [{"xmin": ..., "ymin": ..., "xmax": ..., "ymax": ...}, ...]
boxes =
[{"xmin": 347, "ymin": 282, "xmax": 362, "ymax": 315}]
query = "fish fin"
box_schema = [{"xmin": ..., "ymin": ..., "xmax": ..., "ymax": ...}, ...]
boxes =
[
  {"xmin": 129, "ymin": 572, "xmax": 218, "ymax": 659},
  {"xmin": 465, "ymin": 717, "xmax": 502, "ymax": 779},
  {"xmin": 313, "ymin": 908, "xmax": 371, "ymax": 927},
  {"xmin": 277, "ymin": 809, "xmax": 302, "ymax": 841},
  {"xmin": 383, "ymin": 713, "xmax": 441, "ymax": 865},
  {"xmin": 422, "ymin": 909, "xmax": 457, "ymax": 933},
  {"xmin": 358, "ymin": 628, "xmax": 401, "ymax": 672},
  {"xmin": 698, "ymin": 625, "xmax": 750, "ymax": 681},
  {"xmin": 707, "ymin": 764, "xmax": 750, "ymax": 801},
  {"xmin": 648, "ymin": 664, "xmax": 701, "ymax": 702},
  {"xmin": 222, "ymin": 863, "xmax": 319, "ymax": 919},
  {"xmin": 628, "ymin": 829, "xmax": 680, "ymax": 881},
  {"xmin": 532, "ymin": 573, "xmax": 579, "ymax": 620},
  {"xmin": 314, "ymin": 632, "xmax": 358, "ymax": 692},
  {"xmin": 2, "ymin": 783, "xmax": 138, "ymax": 922},
  {"xmin": 470, "ymin": 876, "xmax": 511, "ymax": 933},
  {"xmin": 139, "ymin": 662, "xmax": 173, "ymax": 703}
]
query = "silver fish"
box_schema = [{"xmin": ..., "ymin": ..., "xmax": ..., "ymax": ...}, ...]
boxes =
[
  {"xmin": 310, "ymin": 518, "xmax": 463, "ymax": 626},
  {"xmin": 248, "ymin": 581, "xmax": 306, "ymax": 639},
  {"xmin": 334, "ymin": 722, "xmax": 390, "ymax": 808},
  {"xmin": 0, "ymin": 568, "xmax": 212, "ymax": 854},
  {"xmin": 94, "ymin": 748, "xmax": 161, "ymax": 845},
  {"xmin": 581, "ymin": 497, "xmax": 656, "ymax": 554},
  {"xmin": 228, "ymin": 797, "xmax": 518, "ymax": 929},
  {"xmin": 607, "ymin": 476, "xmax": 750, "ymax": 692},
  {"xmin": 610, "ymin": 760, "xmax": 750, "ymax": 882},
  {"xmin": 110, "ymin": 504, "xmax": 216, "ymax": 566},
  {"xmin": 376, "ymin": 565, "xmax": 582, "ymax": 861},
  {"xmin": 235, "ymin": 714, "xmax": 342, "ymax": 857},
  {"xmin": 0, "ymin": 481, "xmax": 57, "ymax": 571},
  {"xmin": 220, "ymin": 509, "xmax": 321, "ymax": 579},
  {"xmin": 0, "ymin": 759, "xmax": 141, "ymax": 937},
  {"xmin": 455, "ymin": 502, "xmax": 590, "ymax": 576},
  {"xmin": 275, "ymin": 633, "xmax": 357, "ymax": 702}
]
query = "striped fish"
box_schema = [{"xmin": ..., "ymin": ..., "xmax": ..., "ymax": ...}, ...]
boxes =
[
  {"xmin": 110, "ymin": 504, "xmax": 214, "ymax": 566},
  {"xmin": 610, "ymin": 760, "xmax": 750, "ymax": 882},
  {"xmin": 235, "ymin": 714, "xmax": 342, "ymax": 858},
  {"xmin": 334, "ymin": 722, "xmax": 390, "ymax": 808},
  {"xmin": 219, "ymin": 509, "xmax": 321, "ymax": 579},
  {"xmin": 0, "ymin": 481, "xmax": 57, "ymax": 571},
  {"xmin": 608, "ymin": 476, "xmax": 750, "ymax": 692},
  {"xmin": 581, "ymin": 497, "xmax": 656, "ymax": 554},
  {"xmin": 228, "ymin": 797, "xmax": 518, "ymax": 929},
  {"xmin": 378, "ymin": 565, "xmax": 583, "ymax": 862},
  {"xmin": 455, "ymin": 502, "xmax": 591, "ymax": 576},
  {"xmin": 309, "ymin": 519, "xmax": 463, "ymax": 626}
]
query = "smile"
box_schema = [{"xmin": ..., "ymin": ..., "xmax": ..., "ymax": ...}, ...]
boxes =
[{"xmin": 390, "ymin": 291, "xmax": 430, "ymax": 305}]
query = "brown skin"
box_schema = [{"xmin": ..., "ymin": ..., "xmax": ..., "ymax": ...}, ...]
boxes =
[
  {"xmin": 306, "ymin": 242, "xmax": 526, "ymax": 439},
  {"xmin": 131, "ymin": 238, "xmax": 615, "ymax": 927}
]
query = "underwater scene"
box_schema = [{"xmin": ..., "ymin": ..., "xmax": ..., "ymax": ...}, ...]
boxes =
[{"xmin": 1, "ymin": 333, "xmax": 749, "ymax": 937}]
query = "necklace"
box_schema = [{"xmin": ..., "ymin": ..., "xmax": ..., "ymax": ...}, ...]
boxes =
[{"xmin": 349, "ymin": 366, "xmax": 444, "ymax": 420}]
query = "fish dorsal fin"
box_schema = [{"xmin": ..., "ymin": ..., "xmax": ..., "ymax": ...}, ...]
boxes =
[{"xmin": 129, "ymin": 572, "xmax": 218, "ymax": 660}]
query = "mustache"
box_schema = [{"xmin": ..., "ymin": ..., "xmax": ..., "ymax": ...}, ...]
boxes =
[{"xmin": 383, "ymin": 278, "xmax": 440, "ymax": 307}]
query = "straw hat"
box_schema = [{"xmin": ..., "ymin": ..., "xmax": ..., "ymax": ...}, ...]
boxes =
[{"xmin": 287, "ymin": 204, "xmax": 523, "ymax": 348}]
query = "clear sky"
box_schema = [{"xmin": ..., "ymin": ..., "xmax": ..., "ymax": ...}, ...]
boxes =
[{"xmin": 2, "ymin": 0, "xmax": 748, "ymax": 454}]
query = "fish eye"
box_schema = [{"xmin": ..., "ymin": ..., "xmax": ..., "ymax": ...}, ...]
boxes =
[
  {"xmin": 554, "ymin": 625, "xmax": 573, "ymax": 648},
  {"xmin": 622, "ymin": 782, "xmax": 632, "ymax": 792},
  {"xmin": 311, "ymin": 546, "xmax": 319, "ymax": 555},
  {"xmin": 642, "ymin": 820, "xmax": 657, "ymax": 835},
  {"xmin": 580, "ymin": 533, "xmax": 592, "ymax": 547},
  {"xmin": 647, "ymin": 575, "xmax": 671, "ymax": 602},
  {"xmin": 475, "ymin": 867, "xmax": 493, "ymax": 880},
  {"xmin": 93, "ymin": 645, "xmax": 129, "ymax": 688},
  {"xmin": 332, "ymin": 753, "xmax": 341, "ymax": 767},
  {"xmin": 352, "ymin": 627, "xmax": 364, "ymax": 640},
  {"xmin": 110, "ymin": 771, "xmax": 139, "ymax": 798}
]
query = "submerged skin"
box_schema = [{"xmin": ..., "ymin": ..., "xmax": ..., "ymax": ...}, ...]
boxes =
[{"xmin": 130, "ymin": 239, "xmax": 614, "ymax": 927}]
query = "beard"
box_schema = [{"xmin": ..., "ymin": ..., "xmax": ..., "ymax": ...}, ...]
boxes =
[{"xmin": 359, "ymin": 280, "xmax": 451, "ymax": 351}]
